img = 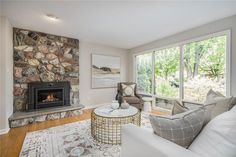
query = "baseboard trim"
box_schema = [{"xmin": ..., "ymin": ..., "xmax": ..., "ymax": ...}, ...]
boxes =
[{"xmin": 0, "ymin": 127, "xmax": 10, "ymax": 135}]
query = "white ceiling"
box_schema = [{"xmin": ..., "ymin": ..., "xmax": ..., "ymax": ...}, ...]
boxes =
[{"xmin": 1, "ymin": 1, "xmax": 236, "ymax": 49}]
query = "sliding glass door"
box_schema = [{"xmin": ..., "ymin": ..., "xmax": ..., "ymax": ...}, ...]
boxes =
[
  {"xmin": 135, "ymin": 53, "xmax": 153, "ymax": 94},
  {"xmin": 154, "ymin": 47, "xmax": 180, "ymax": 98},
  {"xmin": 183, "ymin": 35, "xmax": 227, "ymax": 102}
]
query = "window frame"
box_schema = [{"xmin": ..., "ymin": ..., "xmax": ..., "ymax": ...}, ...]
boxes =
[{"xmin": 133, "ymin": 30, "xmax": 231, "ymax": 102}]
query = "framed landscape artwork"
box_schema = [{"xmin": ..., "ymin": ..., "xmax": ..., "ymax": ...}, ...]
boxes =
[{"xmin": 92, "ymin": 54, "xmax": 121, "ymax": 88}]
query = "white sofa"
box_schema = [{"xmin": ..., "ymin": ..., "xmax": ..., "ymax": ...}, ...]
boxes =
[{"xmin": 121, "ymin": 106, "xmax": 236, "ymax": 157}]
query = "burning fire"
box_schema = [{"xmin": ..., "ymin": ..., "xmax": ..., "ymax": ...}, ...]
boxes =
[{"xmin": 43, "ymin": 93, "xmax": 58, "ymax": 102}]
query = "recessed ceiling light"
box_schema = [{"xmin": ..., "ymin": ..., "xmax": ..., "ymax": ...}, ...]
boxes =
[{"xmin": 45, "ymin": 14, "xmax": 59, "ymax": 22}]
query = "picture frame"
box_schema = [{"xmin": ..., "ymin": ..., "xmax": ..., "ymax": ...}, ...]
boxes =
[{"xmin": 91, "ymin": 54, "xmax": 121, "ymax": 89}]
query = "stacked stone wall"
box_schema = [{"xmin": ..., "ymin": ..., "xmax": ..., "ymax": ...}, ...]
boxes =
[{"xmin": 13, "ymin": 28, "xmax": 79, "ymax": 111}]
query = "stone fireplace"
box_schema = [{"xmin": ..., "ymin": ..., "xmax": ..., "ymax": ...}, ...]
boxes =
[
  {"xmin": 9, "ymin": 28, "xmax": 83, "ymax": 128},
  {"xmin": 13, "ymin": 28, "xmax": 80, "ymax": 112},
  {"xmin": 28, "ymin": 81, "xmax": 70, "ymax": 111}
]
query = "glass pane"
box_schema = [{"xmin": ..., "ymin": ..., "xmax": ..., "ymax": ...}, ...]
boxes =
[
  {"xmin": 154, "ymin": 47, "xmax": 180, "ymax": 98},
  {"xmin": 155, "ymin": 97, "xmax": 173, "ymax": 111},
  {"xmin": 183, "ymin": 35, "xmax": 226, "ymax": 102},
  {"xmin": 136, "ymin": 53, "xmax": 152, "ymax": 94}
]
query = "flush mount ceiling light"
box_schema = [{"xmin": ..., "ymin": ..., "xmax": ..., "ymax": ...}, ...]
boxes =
[{"xmin": 45, "ymin": 14, "xmax": 59, "ymax": 22}]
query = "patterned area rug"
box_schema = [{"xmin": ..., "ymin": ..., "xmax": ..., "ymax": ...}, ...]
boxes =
[{"xmin": 20, "ymin": 113, "xmax": 152, "ymax": 157}]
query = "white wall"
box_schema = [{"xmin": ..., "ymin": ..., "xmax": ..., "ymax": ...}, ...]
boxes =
[
  {"xmin": 129, "ymin": 15, "xmax": 236, "ymax": 96},
  {"xmin": 79, "ymin": 42, "xmax": 129, "ymax": 108},
  {"xmin": 0, "ymin": 16, "xmax": 13, "ymax": 134},
  {"xmin": 0, "ymin": 16, "xmax": 129, "ymax": 133}
]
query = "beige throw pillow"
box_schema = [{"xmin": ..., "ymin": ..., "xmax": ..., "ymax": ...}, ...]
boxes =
[
  {"xmin": 202, "ymin": 103, "xmax": 217, "ymax": 125},
  {"xmin": 149, "ymin": 108, "xmax": 205, "ymax": 148},
  {"xmin": 171, "ymin": 100, "xmax": 188, "ymax": 115},
  {"xmin": 121, "ymin": 84, "xmax": 135, "ymax": 97},
  {"xmin": 204, "ymin": 89, "xmax": 232, "ymax": 122}
]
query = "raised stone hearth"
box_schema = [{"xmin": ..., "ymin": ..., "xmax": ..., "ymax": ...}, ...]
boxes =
[{"xmin": 9, "ymin": 105, "xmax": 84, "ymax": 128}]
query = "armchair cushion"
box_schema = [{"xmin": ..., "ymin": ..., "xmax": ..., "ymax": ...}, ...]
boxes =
[{"xmin": 124, "ymin": 96, "xmax": 141, "ymax": 104}]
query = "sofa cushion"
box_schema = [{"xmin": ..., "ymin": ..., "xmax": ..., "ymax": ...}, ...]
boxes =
[
  {"xmin": 204, "ymin": 89, "xmax": 232, "ymax": 122},
  {"xmin": 121, "ymin": 83, "xmax": 135, "ymax": 96},
  {"xmin": 124, "ymin": 96, "xmax": 140, "ymax": 104},
  {"xmin": 230, "ymin": 104, "xmax": 236, "ymax": 112},
  {"xmin": 189, "ymin": 105, "xmax": 236, "ymax": 157},
  {"xmin": 149, "ymin": 108, "xmax": 205, "ymax": 148},
  {"xmin": 230, "ymin": 97, "xmax": 236, "ymax": 110},
  {"xmin": 171, "ymin": 100, "xmax": 188, "ymax": 115}
]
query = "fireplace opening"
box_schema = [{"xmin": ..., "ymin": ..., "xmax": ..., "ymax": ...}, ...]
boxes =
[
  {"xmin": 38, "ymin": 89, "xmax": 62, "ymax": 103},
  {"xmin": 28, "ymin": 82, "xmax": 70, "ymax": 111},
  {"xmin": 42, "ymin": 93, "xmax": 58, "ymax": 102}
]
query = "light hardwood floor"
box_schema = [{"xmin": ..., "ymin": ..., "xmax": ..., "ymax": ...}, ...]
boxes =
[
  {"xmin": 0, "ymin": 108, "xmax": 168, "ymax": 157},
  {"xmin": 0, "ymin": 109, "xmax": 93, "ymax": 157}
]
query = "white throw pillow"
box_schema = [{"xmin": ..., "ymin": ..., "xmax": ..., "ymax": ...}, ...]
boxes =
[
  {"xmin": 121, "ymin": 84, "xmax": 135, "ymax": 97},
  {"xmin": 189, "ymin": 106, "xmax": 236, "ymax": 157}
]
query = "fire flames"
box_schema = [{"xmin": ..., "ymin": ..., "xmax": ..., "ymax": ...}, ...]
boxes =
[{"xmin": 42, "ymin": 93, "xmax": 58, "ymax": 102}]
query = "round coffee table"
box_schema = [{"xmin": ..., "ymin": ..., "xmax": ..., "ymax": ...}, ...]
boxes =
[{"xmin": 91, "ymin": 105, "xmax": 141, "ymax": 145}]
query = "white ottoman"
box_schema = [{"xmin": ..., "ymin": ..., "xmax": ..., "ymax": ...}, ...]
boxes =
[{"xmin": 142, "ymin": 97, "xmax": 153, "ymax": 112}]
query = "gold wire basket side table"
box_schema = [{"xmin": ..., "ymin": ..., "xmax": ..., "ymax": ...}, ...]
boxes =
[{"xmin": 91, "ymin": 106, "xmax": 141, "ymax": 145}]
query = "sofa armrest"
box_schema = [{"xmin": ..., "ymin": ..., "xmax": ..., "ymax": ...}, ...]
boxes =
[{"xmin": 121, "ymin": 124, "xmax": 202, "ymax": 157}]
